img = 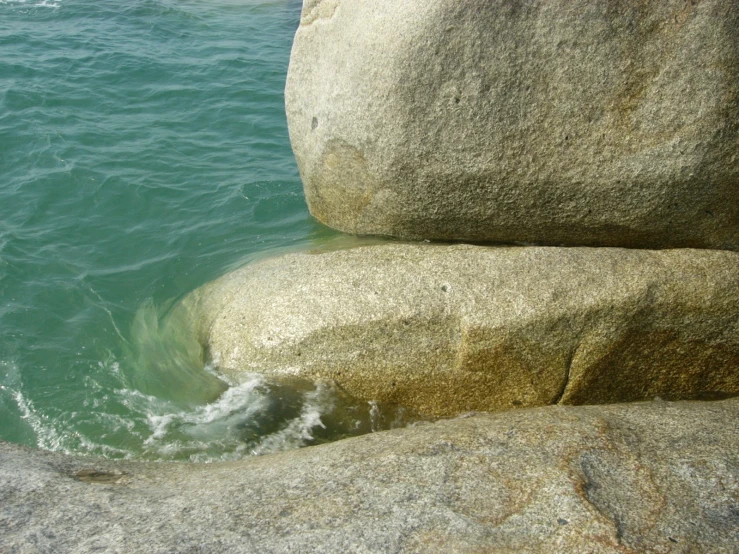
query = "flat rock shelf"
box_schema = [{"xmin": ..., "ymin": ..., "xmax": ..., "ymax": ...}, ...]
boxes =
[{"xmin": 2, "ymin": 398, "xmax": 738, "ymax": 553}]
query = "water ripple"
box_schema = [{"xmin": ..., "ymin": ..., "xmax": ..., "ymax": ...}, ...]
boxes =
[{"xmin": 0, "ymin": 0, "xmax": 371, "ymax": 460}]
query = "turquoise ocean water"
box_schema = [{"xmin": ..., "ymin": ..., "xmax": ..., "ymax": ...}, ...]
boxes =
[{"xmin": 0, "ymin": 0, "xmax": 411, "ymax": 461}]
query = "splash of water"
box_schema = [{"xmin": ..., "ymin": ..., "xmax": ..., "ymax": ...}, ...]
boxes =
[
  {"xmin": 1, "ymin": 298, "xmax": 423, "ymax": 462},
  {"xmin": 123, "ymin": 298, "xmax": 228, "ymax": 406}
]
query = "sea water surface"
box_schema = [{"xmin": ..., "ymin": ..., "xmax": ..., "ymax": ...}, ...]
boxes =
[{"xmin": 0, "ymin": 0, "xmax": 412, "ymax": 461}]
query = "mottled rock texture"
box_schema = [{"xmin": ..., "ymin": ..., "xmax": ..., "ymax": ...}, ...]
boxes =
[
  {"xmin": 186, "ymin": 244, "xmax": 739, "ymax": 416},
  {"xmin": 2, "ymin": 398, "xmax": 738, "ymax": 553},
  {"xmin": 286, "ymin": 0, "xmax": 739, "ymax": 249}
]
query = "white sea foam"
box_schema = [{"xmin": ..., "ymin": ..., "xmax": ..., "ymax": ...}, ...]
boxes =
[
  {"xmin": 5, "ymin": 351, "xmax": 420, "ymax": 461},
  {"xmin": 368, "ymin": 400, "xmax": 380, "ymax": 433},
  {"xmin": 247, "ymin": 383, "xmax": 333, "ymax": 456},
  {"xmin": 2, "ymin": 322, "xmax": 419, "ymax": 463},
  {"xmin": 143, "ymin": 375, "xmax": 266, "ymax": 445},
  {"xmin": 12, "ymin": 389, "xmax": 65, "ymax": 452},
  {"xmin": 138, "ymin": 374, "xmax": 333, "ymax": 461}
]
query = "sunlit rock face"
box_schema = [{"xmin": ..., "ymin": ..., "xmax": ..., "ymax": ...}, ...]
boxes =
[
  {"xmin": 3, "ymin": 398, "xmax": 739, "ymax": 553},
  {"xmin": 286, "ymin": 0, "xmax": 739, "ymax": 249},
  {"xmin": 185, "ymin": 244, "xmax": 739, "ymax": 416}
]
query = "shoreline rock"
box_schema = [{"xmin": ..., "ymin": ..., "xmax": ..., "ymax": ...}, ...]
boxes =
[
  {"xmin": 286, "ymin": 0, "xmax": 739, "ymax": 249},
  {"xmin": 185, "ymin": 243, "xmax": 739, "ymax": 416},
  {"xmin": 2, "ymin": 398, "xmax": 738, "ymax": 553}
]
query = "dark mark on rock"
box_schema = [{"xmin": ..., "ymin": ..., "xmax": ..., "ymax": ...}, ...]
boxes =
[{"xmin": 74, "ymin": 469, "xmax": 127, "ymax": 485}]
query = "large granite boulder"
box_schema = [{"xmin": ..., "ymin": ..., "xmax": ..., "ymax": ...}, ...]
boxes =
[
  {"xmin": 286, "ymin": 0, "xmax": 739, "ymax": 249},
  {"xmin": 185, "ymin": 244, "xmax": 739, "ymax": 416},
  {"xmin": 2, "ymin": 398, "xmax": 738, "ymax": 553}
]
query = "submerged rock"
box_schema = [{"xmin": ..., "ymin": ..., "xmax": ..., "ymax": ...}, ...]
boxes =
[
  {"xmin": 2, "ymin": 398, "xmax": 738, "ymax": 553},
  {"xmin": 286, "ymin": 0, "xmax": 739, "ymax": 249},
  {"xmin": 186, "ymin": 244, "xmax": 739, "ymax": 416}
]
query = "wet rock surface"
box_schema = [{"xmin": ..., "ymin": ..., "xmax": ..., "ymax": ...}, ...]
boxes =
[
  {"xmin": 286, "ymin": 0, "xmax": 739, "ymax": 249},
  {"xmin": 186, "ymin": 243, "xmax": 739, "ymax": 416},
  {"xmin": 2, "ymin": 398, "xmax": 738, "ymax": 553}
]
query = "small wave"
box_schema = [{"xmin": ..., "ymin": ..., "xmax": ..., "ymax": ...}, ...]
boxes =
[
  {"xmin": 136, "ymin": 373, "xmax": 422, "ymax": 462},
  {"xmin": 137, "ymin": 374, "xmax": 334, "ymax": 461},
  {"xmin": 106, "ymin": 297, "xmax": 422, "ymax": 461},
  {"xmin": 11, "ymin": 387, "xmax": 67, "ymax": 452},
  {"xmin": 123, "ymin": 298, "xmax": 228, "ymax": 406},
  {"xmin": 1, "ymin": 286, "xmax": 425, "ymax": 462},
  {"xmin": 4, "ymin": 350, "xmax": 423, "ymax": 462},
  {"xmin": 246, "ymin": 383, "xmax": 333, "ymax": 457},
  {"xmin": 0, "ymin": 0, "xmax": 61, "ymax": 8}
]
